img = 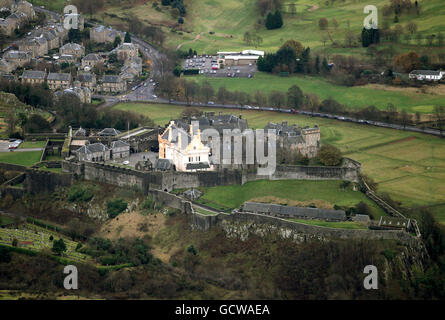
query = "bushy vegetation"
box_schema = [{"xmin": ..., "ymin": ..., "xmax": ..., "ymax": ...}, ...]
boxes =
[
  {"xmin": 68, "ymin": 185, "xmax": 94, "ymax": 203},
  {"xmin": 107, "ymin": 199, "xmax": 127, "ymax": 219}
]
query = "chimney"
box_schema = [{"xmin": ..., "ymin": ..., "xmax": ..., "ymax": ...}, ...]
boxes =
[
  {"xmin": 189, "ymin": 124, "xmax": 193, "ymax": 136},
  {"xmin": 168, "ymin": 126, "xmax": 172, "ymax": 142}
]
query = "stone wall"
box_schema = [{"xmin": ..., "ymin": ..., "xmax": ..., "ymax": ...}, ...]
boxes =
[
  {"xmin": 148, "ymin": 189, "xmax": 416, "ymax": 244},
  {"xmin": 82, "ymin": 162, "xmax": 150, "ymax": 194},
  {"xmin": 24, "ymin": 169, "xmax": 74, "ymax": 194}
]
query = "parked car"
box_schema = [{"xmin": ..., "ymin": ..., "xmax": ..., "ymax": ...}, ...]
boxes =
[{"xmin": 208, "ymin": 101, "xmax": 215, "ymax": 105}]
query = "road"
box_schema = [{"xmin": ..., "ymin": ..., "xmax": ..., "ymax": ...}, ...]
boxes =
[{"xmin": 34, "ymin": 7, "xmax": 444, "ymax": 138}]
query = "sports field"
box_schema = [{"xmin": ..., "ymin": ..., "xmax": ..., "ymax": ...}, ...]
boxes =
[{"xmin": 113, "ymin": 102, "xmax": 445, "ymax": 222}]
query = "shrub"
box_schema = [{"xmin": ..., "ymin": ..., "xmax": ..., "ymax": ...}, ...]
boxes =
[
  {"xmin": 318, "ymin": 144, "xmax": 342, "ymax": 166},
  {"xmin": 187, "ymin": 244, "xmax": 197, "ymax": 255},
  {"xmin": 68, "ymin": 185, "xmax": 94, "ymax": 202},
  {"xmin": 107, "ymin": 199, "xmax": 127, "ymax": 219},
  {"xmin": 142, "ymin": 196, "xmax": 153, "ymax": 210},
  {"xmin": 52, "ymin": 239, "xmax": 67, "ymax": 256}
]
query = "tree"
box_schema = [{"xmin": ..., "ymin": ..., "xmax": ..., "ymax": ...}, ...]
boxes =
[
  {"xmin": 406, "ymin": 22, "xmax": 418, "ymax": 34},
  {"xmin": 287, "ymin": 85, "xmax": 304, "ymax": 110},
  {"xmin": 434, "ymin": 105, "xmax": 445, "ymax": 137},
  {"xmin": 52, "ymin": 239, "xmax": 67, "ymax": 256},
  {"xmin": 280, "ymin": 40, "xmax": 304, "ymax": 57},
  {"xmin": 318, "ymin": 144, "xmax": 342, "ymax": 166},
  {"xmin": 124, "ymin": 32, "xmax": 131, "ymax": 43},
  {"xmin": 200, "ymin": 81, "xmax": 215, "ymax": 102},
  {"xmin": 289, "ymin": 3, "xmax": 296, "ymax": 15},
  {"xmin": 217, "ymin": 86, "xmax": 229, "ymax": 105},
  {"xmin": 318, "ymin": 18, "xmax": 328, "ymax": 30},
  {"xmin": 113, "ymin": 35, "xmax": 122, "ymax": 48},
  {"xmin": 269, "ymin": 91, "xmax": 286, "ymax": 108},
  {"xmin": 400, "ymin": 109, "xmax": 410, "ymax": 129},
  {"xmin": 180, "ymin": 107, "xmax": 201, "ymax": 119},
  {"xmin": 251, "ymin": 33, "xmax": 263, "ymax": 48},
  {"xmin": 393, "ymin": 51, "xmax": 421, "ymax": 73},
  {"xmin": 265, "ymin": 10, "xmax": 283, "ymax": 30}
]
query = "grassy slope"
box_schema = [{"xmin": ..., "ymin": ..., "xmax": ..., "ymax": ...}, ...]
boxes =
[
  {"xmin": 190, "ymin": 73, "xmax": 445, "ymax": 113},
  {"xmin": 113, "ymin": 103, "xmax": 445, "ymax": 222},
  {"xmin": 87, "ymin": 0, "xmax": 445, "ymax": 55}
]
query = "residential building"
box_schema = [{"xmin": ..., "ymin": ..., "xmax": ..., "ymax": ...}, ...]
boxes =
[
  {"xmin": 116, "ymin": 42, "xmax": 138, "ymax": 62},
  {"xmin": 21, "ymin": 70, "xmax": 46, "ymax": 85},
  {"xmin": 409, "ymin": 70, "xmax": 444, "ymax": 81},
  {"xmin": 74, "ymin": 143, "xmax": 111, "ymax": 162},
  {"xmin": 47, "ymin": 72, "xmax": 72, "ymax": 90},
  {"xmin": 55, "ymin": 85, "xmax": 91, "ymax": 104},
  {"xmin": 81, "ymin": 53, "xmax": 103, "ymax": 70},
  {"xmin": 99, "ymin": 75, "xmax": 126, "ymax": 93},
  {"xmin": 90, "ymin": 25, "xmax": 124, "ymax": 44},
  {"xmin": 76, "ymin": 72, "xmax": 96, "ymax": 92},
  {"xmin": 111, "ymin": 140, "xmax": 130, "ymax": 159},
  {"xmin": 3, "ymin": 50, "xmax": 31, "ymax": 68},
  {"xmin": 0, "ymin": 59, "xmax": 14, "ymax": 73},
  {"xmin": 19, "ymin": 36, "xmax": 48, "ymax": 58},
  {"xmin": 59, "ymin": 42, "xmax": 85, "ymax": 59}
]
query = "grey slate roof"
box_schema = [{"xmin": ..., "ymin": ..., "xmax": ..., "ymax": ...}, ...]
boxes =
[
  {"xmin": 22, "ymin": 70, "xmax": 46, "ymax": 79},
  {"xmin": 242, "ymin": 202, "xmax": 346, "ymax": 221},
  {"xmin": 77, "ymin": 72, "xmax": 94, "ymax": 82},
  {"xmin": 409, "ymin": 70, "xmax": 442, "ymax": 76},
  {"xmin": 47, "ymin": 73, "xmax": 71, "ymax": 81},
  {"xmin": 83, "ymin": 53, "xmax": 101, "ymax": 61},
  {"xmin": 75, "ymin": 143, "xmax": 109, "ymax": 154},
  {"xmin": 102, "ymin": 75, "xmax": 122, "ymax": 83},
  {"xmin": 98, "ymin": 128, "xmax": 121, "ymax": 136},
  {"xmin": 111, "ymin": 140, "xmax": 130, "ymax": 149}
]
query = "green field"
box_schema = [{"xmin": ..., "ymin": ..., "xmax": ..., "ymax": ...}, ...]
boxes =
[
  {"xmin": 196, "ymin": 180, "xmax": 385, "ymax": 218},
  {"xmin": 190, "ymin": 73, "xmax": 445, "ymax": 113},
  {"xmin": 113, "ymin": 102, "xmax": 445, "ymax": 222},
  {"xmin": 18, "ymin": 141, "xmax": 47, "ymax": 149},
  {"xmin": 288, "ymin": 218, "xmax": 368, "ymax": 230},
  {"xmin": 0, "ymin": 151, "xmax": 42, "ymax": 167}
]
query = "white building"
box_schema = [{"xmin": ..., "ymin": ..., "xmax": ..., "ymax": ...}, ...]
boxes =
[
  {"xmin": 158, "ymin": 121, "xmax": 212, "ymax": 172},
  {"xmin": 409, "ymin": 70, "xmax": 444, "ymax": 81}
]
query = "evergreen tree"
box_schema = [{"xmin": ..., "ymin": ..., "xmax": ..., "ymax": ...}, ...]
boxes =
[{"xmin": 124, "ymin": 32, "xmax": 131, "ymax": 43}]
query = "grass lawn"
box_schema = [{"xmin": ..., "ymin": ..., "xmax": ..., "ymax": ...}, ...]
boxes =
[
  {"xmin": 19, "ymin": 141, "xmax": 47, "ymax": 149},
  {"xmin": 0, "ymin": 215, "xmax": 15, "ymax": 227},
  {"xmin": 0, "ymin": 151, "xmax": 42, "ymax": 167},
  {"xmin": 288, "ymin": 218, "xmax": 368, "ymax": 230},
  {"xmin": 189, "ymin": 73, "xmax": 445, "ymax": 114},
  {"xmin": 196, "ymin": 179, "xmax": 385, "ymax": 218},
  {"xmin": 194, "ymin": 207, "xmax": 219, "ymax": 216},
  {"xmin": 113, "ymin": 102, "xmax": 445, "ymax": 222}
]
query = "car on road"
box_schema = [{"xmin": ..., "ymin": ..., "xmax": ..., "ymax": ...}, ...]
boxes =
[
  {"xmin": 208, "ymin": 101, "xmax": 215, "ymax": 105},
  {"xmin": 123, "ymin": 161, "xmax": 130, "ymax": 165},
  {"xmin": 152, "ymin": 95, "xmax": 157, "ymax": 99}
]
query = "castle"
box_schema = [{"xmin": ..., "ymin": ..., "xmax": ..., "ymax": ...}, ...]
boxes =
[{"xmin": 158, "ymin": 121, "xmax": 213, "ymax": 172}]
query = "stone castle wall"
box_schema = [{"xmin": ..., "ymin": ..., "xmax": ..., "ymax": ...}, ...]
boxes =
[{"xmin": 148, "ymin": 189, "xmax": 416, "ymax": 244}]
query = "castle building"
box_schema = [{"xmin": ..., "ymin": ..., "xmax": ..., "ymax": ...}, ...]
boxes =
[
  {"xmin": 158, "ymin": 121, "xmax": 212, "ymax": 172},
  {"xmin": 264, "ymin": 121, "xmax": 320, "ymax": 158}
]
